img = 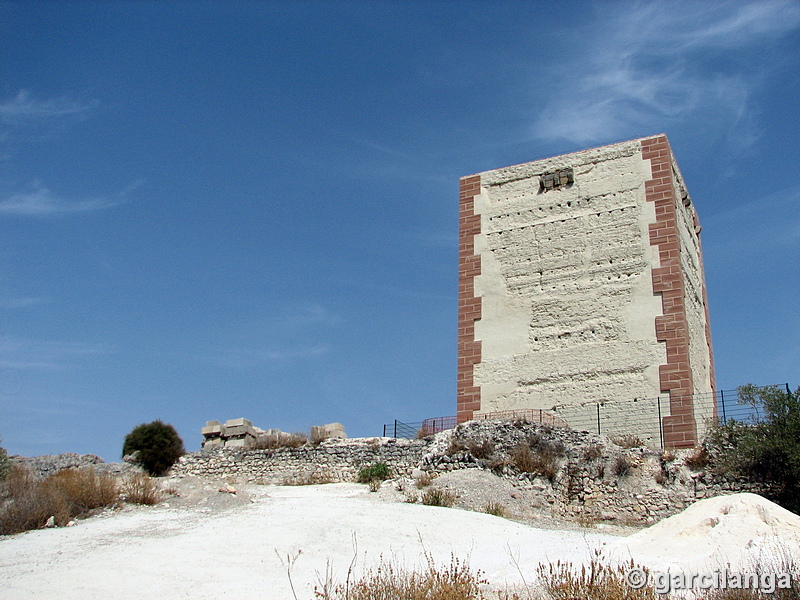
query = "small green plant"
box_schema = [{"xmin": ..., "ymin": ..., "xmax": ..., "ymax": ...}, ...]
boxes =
[
  {"xmin": 122, "ymin": 472, "xmax": 163, "ymax": 505},
  {"xmin": 484, "ymin": 502, "xmax": 506, "ymax": 517},
  {"xmin": 357, "ymin": 462, "xmax": 390, "ymax": 483},
  {"xmin": 420, "ymin": 487, "xmax": 457, "ymax": 507},
  {"xmin": 122, "ymin": 420, "xmax": 185, "ymax": 476}
]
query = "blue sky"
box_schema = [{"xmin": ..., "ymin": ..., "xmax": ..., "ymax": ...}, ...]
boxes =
[{"xmin": 1, "ymin": 1, "xmax": 798, "ymax": 461}]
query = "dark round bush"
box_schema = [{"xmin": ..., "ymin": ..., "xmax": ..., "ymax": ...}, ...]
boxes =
[{"xmin": 122, "ymin": 421, "xmax": 185, "ymax": 476}]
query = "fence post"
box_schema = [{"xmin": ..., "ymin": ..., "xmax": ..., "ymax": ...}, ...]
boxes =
[
  {"xmin": 657, "ymin": 396, "xmax": 663, "ymax": 449},
  {"xmin": 394, "ymin": 420, "xmax": 398, "ymax": 438},
  {"xmin": 383, "ymin": 423, "xmax": 386, "ymax": 437},
  {"xmin": 596, "ymin": 403, "xmax": 601, "ymax": 435},
  {"xmin": 787, "ymin": 383, "xmax": 792, "ymax": 396},
  {"xmin": 720, "ymin": 390, "xmax": 726, "ymax": 422}
]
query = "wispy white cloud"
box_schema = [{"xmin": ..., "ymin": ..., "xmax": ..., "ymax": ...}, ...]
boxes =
[
  {"xmin": 0, "ymin": 336, "xmax": 112, "ymax": 370},
  {"xmin": 0, "ymin": 296, "xmax": 50, "ymax": 310},
  {"xmin": 532, "ymin": 1, "xmax": 800, "ymax": 147},
  {"xmin": 0, "ymin": 90, "xmax": 98, "ymax": 126},
  {"xmin": 0, "ymin": 181, "xmax": 132, "ymax": 216}
]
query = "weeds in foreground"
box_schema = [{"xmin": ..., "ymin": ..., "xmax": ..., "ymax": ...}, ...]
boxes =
[
  {"xmin": 314, "ymin": 552, "xmax": 488, "ymax": 600},
  {"xmin": 536, "ymin": 558, "xmax": 656, "ymax": 600},
  {"xmin": 282, "ymin": 544, "xmax": 800, "ymax": 600},
  {"xmin": 0, "ymin": 466, "xmax": 119, "ymax": 535}
]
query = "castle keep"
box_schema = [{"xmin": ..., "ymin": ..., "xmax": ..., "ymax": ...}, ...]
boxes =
[{"xmin": 457, "ymin": 135, "xmax": 715, "ymax": 448}]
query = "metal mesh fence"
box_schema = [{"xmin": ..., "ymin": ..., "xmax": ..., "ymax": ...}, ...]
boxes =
[{"xmin": 382, "ymin": 385, "xmax": 791, "ymax": 445}]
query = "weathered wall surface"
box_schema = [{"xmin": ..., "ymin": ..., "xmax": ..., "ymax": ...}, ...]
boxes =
[
  {"xmin": 171, "ymin": 437, "xmax": 429, "ymax": 483},
  {"xmin": 458, "ymin": 135, "xmax": 715, "ymax": 447}
]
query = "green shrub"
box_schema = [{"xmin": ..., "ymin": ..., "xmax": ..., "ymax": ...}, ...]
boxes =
[
  {"xmin": 122, "ymin": 420, "xmax": 185, "ymax": 476},
  {"xmin": 706, "ymin": 384, "xmax": 800, "ymax": 513},
  {"xmin": 357, "ymin": 462, "xmax": 390, "ymax": 483}
]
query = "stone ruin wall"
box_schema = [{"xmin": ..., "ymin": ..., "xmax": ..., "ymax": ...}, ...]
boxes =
[
  {"xmin": 459, "ymin": 135, "xmax": 715, "ymax": 448},
  {"xmin": 171, "ymin": 420, "xmax": 768, "ymax": 526}
]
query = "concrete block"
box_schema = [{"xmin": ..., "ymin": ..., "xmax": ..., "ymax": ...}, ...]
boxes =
[
  {"xmin": 201, "ymin": 423, "xmax": 226, "ymax": 436},
  {"xmin": 323, "ymin": 422, "xmax": 347, "ymax": 438},
  {"xmin": 225, "ymin": 418, "xmax": 252, "ymax": 428}
]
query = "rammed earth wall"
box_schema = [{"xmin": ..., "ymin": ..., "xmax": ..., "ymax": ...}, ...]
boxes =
[
  {"xmin": 458, "ymin": 135, "xmax": 716, "ymax": 448},
  {"xmin": 170, "ymin": 421, "xmax": 770, "ymax": 526}
]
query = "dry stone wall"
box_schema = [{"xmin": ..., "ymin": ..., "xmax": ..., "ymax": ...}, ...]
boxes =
[
  {"xmin": 171, "ymin": 420, "xmax": 769, "ymax": 526},
  {"xmin": 172, "ymin": 437, "xmax": 429, "ymax": 484}
]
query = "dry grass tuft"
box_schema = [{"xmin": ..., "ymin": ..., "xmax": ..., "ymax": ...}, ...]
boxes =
[
  {"xmin": 314, "ymin": 552, "xmax": 488, "ymax": 600},
  {"xmin": 511, "ymin": 444, "xmax": 560, "ymax": 481},
  {"xmin": 122, "ymin": 472, "xmax": 164, "ymax": 505},
  {"xmin": 254, "ymin": 432, "xmax": 309, "ymax": 449},
  {"xmin": 583, "ymin": 443, "xmax": 603, "ymax": 461},
  {"xmin": 612, "ymin": 455, "xmax": 632, "ymax": 478},
  {"xmin": 535, "ymin": 558, "xmax": 657, "ymax": 600},
  {"xmin": 467, "ymin": 439, "xmax": 495, "ymax": 459},
  {"xmin": 281, "ymin": 471, "xmax": 336, "ymax": 486},
  {"xmin": 420, "ymin": 487, "xmax": 457, "ymax": 507},
  {"xmin": 484, "ymin": 502, "xmax": 506, "ymax": 518},
  {"xmin": 610, "ymin": 434, "xmax": 643, "ymax": 449},
  {"xmin": 415, "ymin": 427, "xmax": 434, "ymax": 439},
  {"xmin": 0, "ymin": 466, "xmax": 119, "ymax": 535},
  {"xmin": 415, "ymin": 472, "xmax": 435, "ymax": 489},
  {"xmin": 684, "ymin": 446, "xmax": 710, "ymax": 470}
]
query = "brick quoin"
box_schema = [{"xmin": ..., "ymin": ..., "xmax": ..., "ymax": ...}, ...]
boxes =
[
  {"xmin": 643, "ymin": 134, "xmax": 711, "ymax": 449},
  {"xmin": 457, "ymin": 175, "xmax": 482, "ymax": 423}
]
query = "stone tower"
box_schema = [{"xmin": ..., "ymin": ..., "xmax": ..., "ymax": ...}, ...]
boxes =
[{"xmin": 457, "ymin": 135, "xmax": 715, "ymax": 448}]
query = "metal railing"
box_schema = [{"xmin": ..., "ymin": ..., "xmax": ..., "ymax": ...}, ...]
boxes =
[{"xmin": 382, "ymin": 384, "xmax": 792, "ymax": 445}]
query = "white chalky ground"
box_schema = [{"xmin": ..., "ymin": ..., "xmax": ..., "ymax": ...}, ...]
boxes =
[{"xmin": 1, "ymin": 485, "xmax": 798, "ymax": 599}]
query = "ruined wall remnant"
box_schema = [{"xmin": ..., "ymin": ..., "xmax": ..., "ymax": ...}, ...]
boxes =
[
  {"xmin": 201, "ymin": 418, "xmax": 347, "ymax": 449},
  {"xmin": 457, "ymin": 135, "xmax": 715, "ymax": 448}
]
